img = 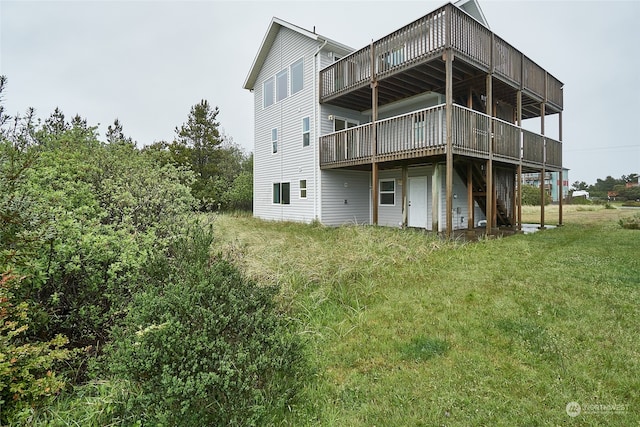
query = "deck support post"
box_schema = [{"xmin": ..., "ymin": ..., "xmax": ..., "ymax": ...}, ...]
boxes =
[
  {"xmin": 445, "ymin": 50, "xmax": 454, "ymax": 238},
  {"xmin": 539, "ymin": 102, "xmax": 545, "ymax": 229},
  {"xmin": 516, "ymin": 89, "xmax": 523, "ymax": 231},
  {"xmin": 517, "ymin": 164, "xmax": 522, "ymax": 230},
  {"xmin": 371, "ymin": 41, "xmax": 379, "ymax": 225},
  {"xmin": 485, "ymin": 73, "xmax": 493, "ymax": 235},
  {"xmin": 558, "ymin": 111, "xmax": 563, "ymax": 226},
  {"xmin": 467, "ymin": 163, "xmax": 474, "ymax": 230},
  {"xmin": 401, "ymin": 163, "xmax": 408, "ymax": 227},
  {"xmin": 432, "ymin": 165, "xmax": 441, "ymax": 232}
]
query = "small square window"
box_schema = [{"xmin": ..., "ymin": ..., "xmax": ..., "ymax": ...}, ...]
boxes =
[
  {"xmin": 299, "ymin": 179, "xmax": 307, "ymax": 198},
  {"xmin": 379, "ymin": 179, "xmax": 395, "ymax": 205}
]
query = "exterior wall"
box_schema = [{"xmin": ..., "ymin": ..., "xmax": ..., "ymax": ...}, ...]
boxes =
[
  {"xmin": 436, "ymin": 166, "xmax": 482, "ymax": 231},
  {"xmin": 320, "ymin": 169, "xmax": 370, "ymax": 226},
  {"xmin": 253, "ymin": 27, "xmax": 321, "ymax": 222},
  {"xmin": 376, "ymin": 93, "xmax": 443, "ymax": 120},
  {"xmin": 376, "ymin": 165, "xmax": 485, "ymax": 230}
]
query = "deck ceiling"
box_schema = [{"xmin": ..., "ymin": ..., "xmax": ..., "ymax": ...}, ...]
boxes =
[{"xmin": 322, "ymin": 56, "xmax": 561, "ymax": 120}]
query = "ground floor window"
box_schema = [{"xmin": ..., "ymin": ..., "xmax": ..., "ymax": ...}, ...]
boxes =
[
  {"xmin": 273, "ymin": 182, "xmax": 290, "ymax": 204},
  {"xmin": 299, "ymin": 179, "xmax": 307, "ymax": 198},
  {"xmin": 379, "ymin": 179, "xmax": 395, "ymax": 205}
]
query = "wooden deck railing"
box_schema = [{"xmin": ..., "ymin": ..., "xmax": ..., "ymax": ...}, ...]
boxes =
[
  {"xmin": 319, "ymin": 4, "xmax": 563, "ymax": 110},
  {"xmin": 320, "ymin": 104, "xmax": 562, "ymax": 170},
  {"xmin": 522, "ymin": 130, "xmax": 545, "ymax": 165},
  {"xmin": 318, "ymin": 123, "xmax": 372, "ymax": 166},
  {"xmin": 493, "ymin": 117, "xmax": 522, "ymax": 161},
  {"xmin": 451, "ymin": 105, "xmax": 490, "ymax": 156}
]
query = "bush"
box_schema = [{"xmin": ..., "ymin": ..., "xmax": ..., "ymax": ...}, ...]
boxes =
[
  {"xmin": 569, "ymin": 196, "xmax": 592, "ymax": 205},
  {"xmin": 521, "ymin": 184, "xmax": 551, "ymax": 206},
  {"xmin": 104, "ymin": 225, "xmax": 307, "ymax": 426},
  {"xmin": 620, "ymin": 213, "xmax": 640, "ymax": 230},
  {"xmin": 0, "ymin": 273, "xmax": 73, "ymax": 425},
  {"xmin": 622, "ymin": 201, "xmax": 640, "ymax": 207}
]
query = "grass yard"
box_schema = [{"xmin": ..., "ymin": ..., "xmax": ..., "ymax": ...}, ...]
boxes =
[{"xmin": 212, "ymin": 207, "xmax": 639, "ymax": 426}]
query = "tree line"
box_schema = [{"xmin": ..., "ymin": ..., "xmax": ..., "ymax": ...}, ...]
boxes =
[
  {"xmin": 0, "ymin": 76, "xmax": 304, "ymax": 425},
  {"xmin": 572, "ymin": 173, "xmax": 640, "ymax": 200}
]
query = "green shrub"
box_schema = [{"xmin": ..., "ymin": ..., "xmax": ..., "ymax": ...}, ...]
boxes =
[
  {"xmin": 569, "ymin": 196, "xmax": 592, "ymax": 205},
  {"xmin": 0, "ymin": 273, "xmax": 73, "ymax": 425},
  {"xmin": 622, "ymin": 201, "xmax": 640, "ymax": 207},
  {"xmin": 619, "ymin": 213, "xmax": 640, "ymax": 230},
  {"xmin": 104, "ymin": 225, "xmax": 307, "ymax": 426},
  {"xmin": 521, "ymin": 184, "xmax": 551, "ymax": 206}
]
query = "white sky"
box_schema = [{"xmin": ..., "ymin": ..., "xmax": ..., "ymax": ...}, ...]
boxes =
[{"xmin": 1, "ymin": 0, "xmax": 639, "ymax": 185}]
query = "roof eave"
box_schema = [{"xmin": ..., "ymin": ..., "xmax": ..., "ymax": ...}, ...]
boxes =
[{"xmin": 243, "ymin": 17, "xmax": 353, "ymax": 90}]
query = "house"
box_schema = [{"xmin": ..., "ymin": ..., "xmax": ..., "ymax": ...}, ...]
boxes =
[
  {"xmin": 243, "ymin": 0, "xmax": 563, "ymax": 236},
  {"xmin": 522, "ymin": 168, "xmax": 569, "ymax": 203}
]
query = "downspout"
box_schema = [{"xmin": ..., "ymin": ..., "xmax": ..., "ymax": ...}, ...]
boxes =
[{"xmin": 313, "ymin": 39, "xmax": 328, "ymax": 222}]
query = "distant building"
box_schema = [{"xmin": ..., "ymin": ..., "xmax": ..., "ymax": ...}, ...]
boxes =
[{"xmin": 522, "ymin": 168, "xmax": 569, "ymax": 203}]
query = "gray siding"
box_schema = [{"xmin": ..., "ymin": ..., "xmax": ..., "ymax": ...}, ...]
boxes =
[
  {"xmin": 253, "ymin": 27, "xmax": 320, "ymax": 222},
  {"xmin": 320, "ymin": 169, "xmax": 370, "ymax": 226},
  {"xmin": 374, "ymin": 165, "xmax": 486, "ymax": 231}
]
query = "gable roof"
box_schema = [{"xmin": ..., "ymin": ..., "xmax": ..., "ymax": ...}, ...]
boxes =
[
  {"xmin": 454, "ymin": 0, "xmax": 489, "ymax": 28},
  {"xmin": 243, "ymin": 17, "xmax": 353, "ymax": 90}
]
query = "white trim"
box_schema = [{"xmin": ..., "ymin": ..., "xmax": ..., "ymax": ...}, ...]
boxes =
[
  {"xmin": 299, "ymin": 179, "xmax": 307, "ymax": 199},
  {"xmin": 302, "ymin": 116, "xmax": 310, "ymax": 147},
  {"xmin": 290, "ymin": 57, "xmax": 304, "ymax": 96},
  {"xmin": 379, "ymin": 178, "xmax": 396, "ymax": 206}
]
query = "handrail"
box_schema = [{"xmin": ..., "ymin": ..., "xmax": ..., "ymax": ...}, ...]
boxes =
[
  {"xmin": 319, "ymin": 5, "xmax": 563, "ymax": 111},
  {"xmin": 320, "ymin": 104, "xmax": 561, "ymax": 168}
]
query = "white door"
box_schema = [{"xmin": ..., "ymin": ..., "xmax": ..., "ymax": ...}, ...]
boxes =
[{"xmin": 408, "ymin": 176, "xmax": 428, "ymax": 228}]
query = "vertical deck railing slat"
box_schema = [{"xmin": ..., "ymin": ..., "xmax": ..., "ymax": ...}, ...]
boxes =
[{"xmin": 319, "ymin": 104, "xmax": 560, "ymax": 169}]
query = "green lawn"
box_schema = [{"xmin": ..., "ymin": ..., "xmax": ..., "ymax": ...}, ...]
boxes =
[{"xmin": 212, "ymin": 208, "xmax": 639, "ymax": 426}]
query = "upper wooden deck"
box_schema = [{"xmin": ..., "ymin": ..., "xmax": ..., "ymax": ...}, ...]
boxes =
[{"xmin": 319, "ymin": 3, "xmax": 563, "ymax": 119}]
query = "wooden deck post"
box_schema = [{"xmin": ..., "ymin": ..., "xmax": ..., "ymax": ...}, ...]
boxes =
[
  {"xmin": 539, "ymin": 102, "xmax": 545, "ymax": 229},
  {"xmin": 371, "ymin": 41, "xmax": 379, "ymax": 225},
  {"xmin": 432, "ymin": 165, "xmax": 441, "ymax": 232},
  {"xmin": 517, "ymin": 164, "xmax": 522, "ymax": 230},
  {"xmin": 467, "ymin": 162, "xmax": 474, "ymax": 230},
  {"xmin": 558, "ymin": 111, "xmax": 563, "ymax": 226},
  {"xmin": 445, "ymin": 50, "xmax": 454, "ymax": 238},
  {"xmin": 486, "ymin": 73, "xmax": 493, "ymax": 235},
  {"xmin": 516, "ymin": 89, "xmax": 522, "ymax": 231},
  {"xmin": 402, "ymin": 163, "xmax": 408, "ymax": 227}
]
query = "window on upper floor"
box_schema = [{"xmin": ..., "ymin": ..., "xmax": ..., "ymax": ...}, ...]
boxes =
[
  {"xmin": 271, "ymin": 128, "xmax": 278, "ymax": 154},
  {"xmin": 263, "ymin": 77, "xmax": 274, "ymax": 108},
  {"xmin": 302, "ymin": 117, "xmax": 310, "ymax": 147},
  {"xmin": 276, "ymin": 69, "xmax": 288, "ymax": 102},
  {"xmin": 334, "ymin": 118, "xmax": 358, "ymax": 131},
  {"xmin": 379, "ymin": 179, "xmax": 395, "ymax": 205},
  {"xmin": 291, "ymin": 58, "xmax": 304, "ymax": 95}
]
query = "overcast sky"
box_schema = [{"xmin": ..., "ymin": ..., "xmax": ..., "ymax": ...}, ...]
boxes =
[{"xmin": 1, "ymin": 0, "xmax": 639, "ymax": 185}]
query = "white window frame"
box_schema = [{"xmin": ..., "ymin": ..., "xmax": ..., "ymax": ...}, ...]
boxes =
[
  {"xmin": 271, "ymin": 128, "xmax": 278, "ymax": 154},
  {"xmin": 263, "ymin": 77, "xmax": 274, "ymax": 108},
  {"xmin": 291, "ymin": 58, "xmax": 304, "ymax": 95},
  {"xmin": 299, "ymin": 179, "xmax": 307, "ymax": 199},
  {"xmin": 276, "ymin": 69, "xmax": 288, "ymax": 102},
  {"xmin": 379, "ymin": 179, "xmax": 396, "ymax": 206},
  {"xmin": 302, "ymin": 117, "xmax": 310, "ymax": 147}
]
